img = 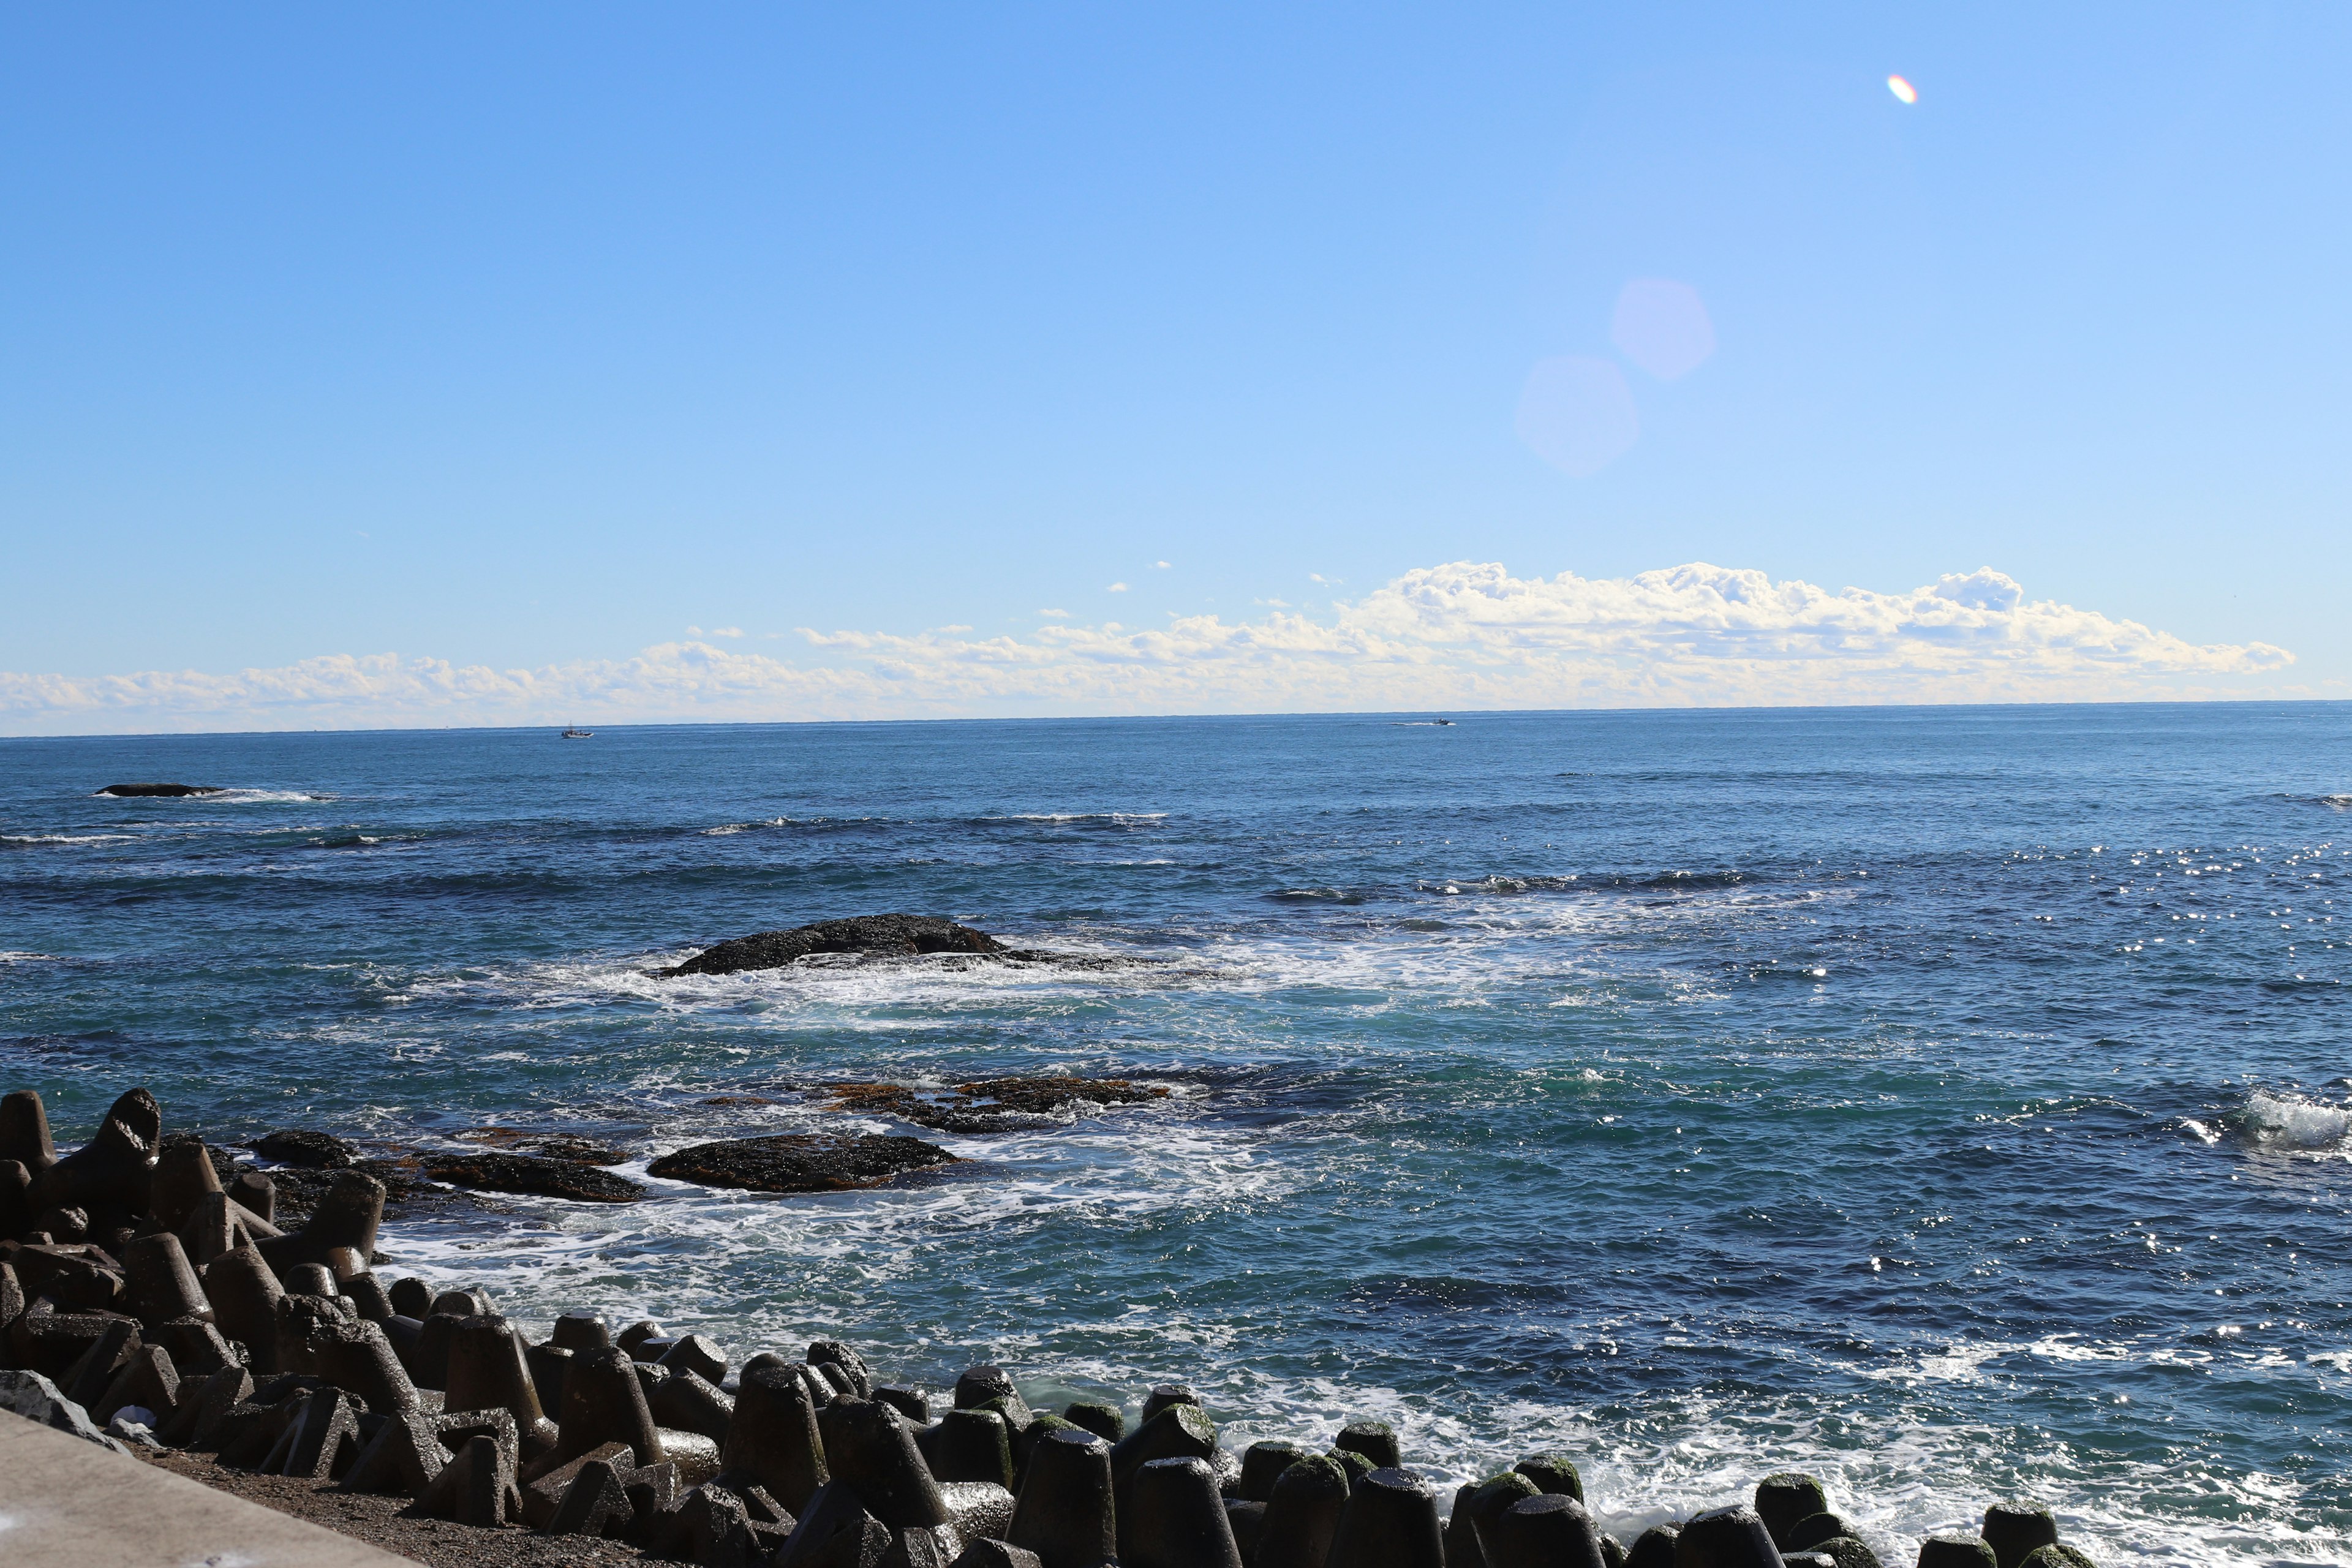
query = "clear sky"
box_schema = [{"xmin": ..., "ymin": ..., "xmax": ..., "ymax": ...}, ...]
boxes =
[{"xmin": 4, "ymin": 4, "xmax": 2348, "ymax": 731}]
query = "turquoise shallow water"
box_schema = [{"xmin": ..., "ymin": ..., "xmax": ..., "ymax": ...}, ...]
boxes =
[{"xmin": 4, "ymin": 705, "xmax": 2350, "ymax": 1563}]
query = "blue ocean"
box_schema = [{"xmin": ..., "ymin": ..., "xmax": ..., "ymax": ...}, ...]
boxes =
[{"xmin": 4, "ymin": 705, "xmax": 2348, "ymax": 1564}]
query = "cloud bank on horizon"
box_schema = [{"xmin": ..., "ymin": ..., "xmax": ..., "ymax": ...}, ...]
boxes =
[{"xmin": 0, "ymin": 561, "xmax": 2296, "ymax": 735}]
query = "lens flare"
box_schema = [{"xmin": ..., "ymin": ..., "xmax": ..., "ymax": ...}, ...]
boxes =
[{"xmin": 1887, "ymin": 74, "xmax": 1918, "ymax": 105}]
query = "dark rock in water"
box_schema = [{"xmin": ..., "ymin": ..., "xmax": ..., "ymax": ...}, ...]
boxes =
[
  {"xmin": 423, "ymin": 1150, "xmax": 646, "ymax": 1203},
  {"xmin": 668, "ymin": 914, "xmax": 1008, "ymax": 977},
  {"xmin": 454, "ymin": 1127, "xmax": 632, "ymax": 1165},
  {"xmin": 649, "ymin": 1132, "xmax": 957, "ymax": 1193},
  {"xmin": 1754, "ymin": 1474, "xmax": 1830, "ymax": 1548},
  {"xmin": 99, "ymin": 783, "xmax": 225, "ymax": 797},
  {"xmin": 829, "ymin": 1075, "xmax": 1176, "ymax": 1135},
  {"xmin": 252, "ymin": 1129, "xmax": 355, "ymax": 1169},
  {"xmin": 1513, "ymin": 1452, "xmax": 1584, "ymax": 1502}
]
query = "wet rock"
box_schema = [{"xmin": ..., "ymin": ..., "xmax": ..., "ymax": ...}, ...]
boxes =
[
  {"xmin": 667, "ymin": 914, "xmax": 1008, "ymax": 977},
  {"xmin": 420, "ymin": 1149, "xmax": 646, "ymax": 1203},
  {"xmin": 1981, "ymin": 1505, "xmax": 2060, "ymax": 1568},
  {"xmin": 1755, "ymin": 1475, "xmax": 1830, "ymax": 1548},
  {"xmin": 649, "ymin": 1133, "xmax": 959, "ymax": 1193},
  {"xmin": 454, "ymin": 1126, "xmax": 632, "ymax": 1164},
  {"xmin": 952, "ymin": 1542, "xmax": 1045, "ymax": 1568},
  {"xmin": 99, "ymin": 782, "xmax": 224, "ymax": 797},
  {"xmin": 826, "ymin": 1077, "xmax": 1174, "ymax": 1135},
  {"xmin": 938, "ymin": 1479, "xmax": 1016, "ymax": 1545},
  {"xmin": 254, "ymin": 1129, "xmax": 355, "ymax": 1169}
]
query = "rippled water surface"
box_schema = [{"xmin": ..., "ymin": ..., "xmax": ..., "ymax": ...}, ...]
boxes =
[{"xmin": 4, "ymin": 706, "xmax": 2350, "ymax": 1563}]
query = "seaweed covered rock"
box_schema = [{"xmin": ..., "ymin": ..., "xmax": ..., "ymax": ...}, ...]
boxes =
[
  {"xmin": 649, "ymin": 1132, "xmax": 957, "ymax": 1193},
  {"xmin": 421, "ymin": 1150, "xmax": 646, "ymax": 1203},
  {"xmin": 668, "ymin": 914, "xmax": 1007, "ymax": 977}
]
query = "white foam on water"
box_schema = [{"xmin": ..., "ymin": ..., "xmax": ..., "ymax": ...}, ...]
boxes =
[
  {"xmin": 1, "ymin": 832, "xmax": 135, "ymax": 845},
  {"xmin": 2242, "ymin": 1090, "xmax": 2352, "ymax": 1155},
  {"xmin": 0, "ymin": 952, "xmax": 61, "ymax": 963}
]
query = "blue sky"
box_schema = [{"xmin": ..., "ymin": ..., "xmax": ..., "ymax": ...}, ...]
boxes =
[{"xmin": 3, "ymin": 4, "xmax": 2347, "ymax": 729}]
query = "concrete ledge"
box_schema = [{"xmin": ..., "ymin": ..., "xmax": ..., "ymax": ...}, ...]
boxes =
[{"xmin": 0, "ymin": 1408, "xmax": 421, "ymax": 1567}]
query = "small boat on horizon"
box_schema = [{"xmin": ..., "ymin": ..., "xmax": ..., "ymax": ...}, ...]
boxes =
[{"xmin": 561, "ymin": 725, "xmax": 594, "ymax": 739}]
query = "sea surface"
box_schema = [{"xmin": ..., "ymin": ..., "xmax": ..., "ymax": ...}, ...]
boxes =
[{"xmin": 4, "ymin": 706, "xmax": 2350, "ymax": 1564}]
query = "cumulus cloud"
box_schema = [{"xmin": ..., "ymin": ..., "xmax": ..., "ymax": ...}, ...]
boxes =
[
  {"xmin": 1107, "ymin": 582, "xmax": 1129, "ymax": 593},
  {"xmin": 0, "ymin": 560, "xmax": 2297, "ymax": 735}
]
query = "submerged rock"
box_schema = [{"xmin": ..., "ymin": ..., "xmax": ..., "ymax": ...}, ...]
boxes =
[
  {"xmin": 456, "ymin": 1128, "xmax": 632, "ymax": 1165},
  {"xmin": 423, "ymin": 1152, "xmax": 646, "ymax": 1203},
  {"xmin": 647, "ymin": 1132, "xmax": 958, "ymax": 1193},
  {"xmin": 252, "ymin": 1129, "xmax": 356, "ymax": 1169},
  {"xmin": 666, "ymin": 913, "xmax": 1008, "ymax": 977},
  {"xmin": 97, "ymin": 782, "xmax": 224, "ymax": 797},
  {"xmin": 827, "ymin": 1076, "xmax": 1172, "ymax": 1134}
]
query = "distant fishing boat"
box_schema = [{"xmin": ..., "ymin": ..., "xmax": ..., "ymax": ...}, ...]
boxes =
[
  {"xmin": 1434, "ymin": 718, "xmax": 1455, "ymax": 726},
  {"xmin": 561, "ymin": 725, "xmax": 594, "ymax": 739}
]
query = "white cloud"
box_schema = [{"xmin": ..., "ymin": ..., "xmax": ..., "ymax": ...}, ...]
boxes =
[
  {"xmin": 685, "ymin": 625, "xmax": 744, "ymax": 639},
  {"xmin": 1153, "ymin": 560, "xmax": 1171, "ymax": 569},
  {"xmin": 1107, "ymin": 582, "xmax": 1129, "ymax": 593},
  {"xmin": 1036, "ymin": 608, "xmax": 1070, "ymax": 619},
  {"xmin": 0, "ymin": 560, "xmax": 2300, "ymax": 734}
]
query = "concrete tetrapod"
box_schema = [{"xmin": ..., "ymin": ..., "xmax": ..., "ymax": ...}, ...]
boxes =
[
  {"xmin": 257, "ymin": 1170, "xmax": 384, "ymax": 1277},
  {"xmin": 1237, "ymin": 1439, "xmax": 1304, "ymax": 1502},
  {"xmin": 1062, "ymin": 1400, "xmax": 1123, "ymax": 1443},
  {"xmin": 1627, "ymin": 1523, "xmax": 1681, "ymax": 1568},
  {"xmin": 651, "ymin": 1366, "xmax": 736, "ymax": 1444},
  {"xmin": 1466, "ymin": 1472, "xmax": 1546, "ymax": 1561},
  {"xmin": 314, "ymin": 1317, "xmax": 420, "ymax": 1415},
  {"xmin": 1122, "ymin": 1455, "xmax": 1244, "ymax": 1568},
  {"xmin": 418, "ymin": 1431, "xmax": 525, "ymax": 1526},
  {"xmin": 810, "ymin": 1338, "xmax": 874, "ymax": 1397},
  {"xmin": 1334, "ymin": 1420, "xmax": 1401, "ymax": 1471},
  {"xmin": 200, "ymin": 1245, "xmax": 284, "ymax": 1374},
  {"xmin": 443, "ymin": 1314, "xmax": 556, "ymax": 1460},
  {"xmin": 922, "ymin": 1407, "xmax": 1016, "ymax": 1489},
  {"xmin": 722, "ymin": 1362, "xmax": 832, "ymax": 1512},
  {"xmin": 1109, "ymin": 1401, "xmax": 1218, "ymax": 1490},
  {"xmin": 1980, "ymin": 1506, "xmax": 2059, "ymax": 1568},
  {"xmin": 148, "ymin": 1139, "xmax": 223, "ymax": 1233},
  {"xmin": 1326, "ymin": 1466, "xmax": 1446, "ymax": 1568},
  {"xmin": 1515, "ymin": 1453, "xmax": 1586, "ymax": 1502},
  {"xmin": 956, "ymin": 1364, "xmax": 1033, "ymax": 1429},
  {"xmin": 1007, "ymin": 1425, "xmax": 1118, "ymax": 1568},
  {"xmin": 1253, "ymin": 1452, "xmax": 1351, "ymax": 1568},
  {"xmin": 1674, "ymin": 1505, "xmax": 1782, "ymax": 1568},
  {"xmin": 39, "ymin": 1087, "xmax": 160, "ymax": 1218},
  {"xmin": 1916, "ymin": 1539, "xmax": 1998, "ymax": 1568},
  {"xmin": 556, "ymin": 1343, "xmax": 669, "ymax": 1471},
  {"xmin": 1485, "ymin": 1493, "xmax": 1610, "ymax": 1568},
  {"xmin": 817, "ymin": 1395, "xmax": 953, "ymax": 1529},
  {"xmin": 1755, "ymin": 1476, "xmax": 1830, "ymax": 1548}
]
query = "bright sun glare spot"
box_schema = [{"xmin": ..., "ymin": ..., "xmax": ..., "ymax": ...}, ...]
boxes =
[{"xmin": 1887, "ymin": 74, "xmax": 1918, "ymax": 105}]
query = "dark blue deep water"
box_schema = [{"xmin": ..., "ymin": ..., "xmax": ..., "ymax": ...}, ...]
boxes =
[{"xmin": 4, "ymin": 706, "xmax": 2350, "ymax": 1563}]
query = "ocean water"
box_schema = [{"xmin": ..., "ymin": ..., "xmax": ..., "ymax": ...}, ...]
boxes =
[{"xmin": 4, "ymin": 705, "xmax": 2350, "ymax": 1564}]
